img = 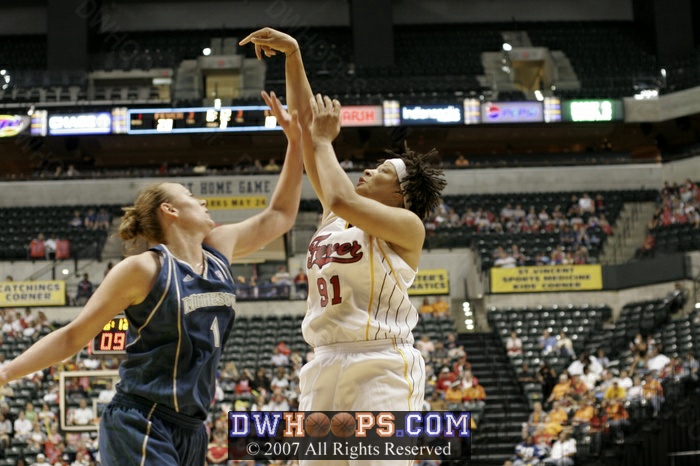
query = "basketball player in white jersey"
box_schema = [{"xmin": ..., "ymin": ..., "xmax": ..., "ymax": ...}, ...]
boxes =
[{"xmin": 241, "ymin": 29, "xmax": 447, "ymax": 466}]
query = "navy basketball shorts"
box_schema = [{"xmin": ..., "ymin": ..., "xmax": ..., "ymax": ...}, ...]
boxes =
[{"xmin": 99, "ymin": 395, "xmax": 208, "ymax": 466}]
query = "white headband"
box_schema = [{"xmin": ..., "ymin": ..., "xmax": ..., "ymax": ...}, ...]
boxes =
[{"xmin": 386, "ymin": 158, "xmax": 411, "ymax": 209}]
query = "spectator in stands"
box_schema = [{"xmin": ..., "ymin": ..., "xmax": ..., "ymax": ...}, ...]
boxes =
[
  {"xmin": 419, "ymin": 297, "xmax": 434, "ymax": 317},
  {"xmin": 293, "ymin": 268, "xmax": 308, "ymax": 299},
  {"xmin": 271, "ymin": 366, "xmax": 290, "ymax": 392},
  {"xmin": 543, "ymin": 431, "xmax": 577, "ymax": 465},
  {"xmin": 524, "ymin": 402, "xmax": 545, "ymax": 437},
  {"xmin": 595, "ymin": 349, "xmax": 610, "ymax": 369},
  {"xmin": 556, "ymin": 331, "xmax": 575, "ymax": 359},
  {"xmin": 270, "ymin": 265, "xmax": 292, "ymax": 297},
  {"xmin": 513, "ymin": 435, "xmax": 543, "ymax": 466},
  {"xmin": 29, "ymin": 233, "xmax": 46, "ymax": 259},
  {"xmin": 74, "ymin": 273, "xmax": 94, "ymax": 306},
  {"xmin": 667, "ymin": 282, "xmax": 689, "ymax": 314},
  {"xmin": 71, "ymin": 399, "xmax": 94, "ymax": 426},
  {"xmin": 68, "ymin": 210, "xmax": 83, "ymax": 228},
  {"xmin": 432, "ymin": 297, "xmax": 449, "ymax": 317},
  {"xmin": 642, "ymin": 372, "xmax": 664, "ymax": 415},
  {"xmin": 494, "ymin": 250, "xmax": 517, "ymax": 268},
  {"xmin": 604, "ymin": 399, "xmax": 630, "ymax": 443},
  {"xmin": 463, "ymin": 382, "xmax": 486, "ymax": 422},
  {"xmin": 44, "ymin": 233, "xmax": 57, "ymax": 260},
  {"xmin": 13, "ymin": 410, "xmax": 32, "ymax": 440},
  {"xmin": 444, "ymin": 381, "xmax": 464, "ymax": 411},
  {"xmin": 206, "ymin": 428, "xmax": 229, "ymax": 465},
  {"xmin": 539, "ymin": 330, "xmax": 558, "ymax": 355},
  {"xmin": 538, "ymin": 362, "xmax": 557, "ymax": 399},
  {"xmin": 426, "ymin": 390, "xmax": 447, "ymax": 411},
  {"xmin": 604, "ymin": 379, "xmax": 626, "ymax": 401},
  {"xmin": 270, "ymin": 347, "xmax": 290, "ymax": 367},
  {"xmin": 95, "ymin": 208, "xmax": 111, "ymax": 230},
  {"xmin": 549, "ymin": 401, "xmax": 568, "ymax": 426},
  {"xmin": 31, "ymin": 454, "xmax": 48, "ymax": 466},
  {"xmin": 415, "ymin": 334, "xmax": 435, "ymax": 360},
  {"xmin": 66, "ymin": 164, "xmax": 79, "ymax": 177},
  {"xmin": 454, "ymin": 153, "xmax": 469, "ymax": 167},
  {"xmin": 506, "ymin": 330, "xmax": 523, "ymax": 356},
  {"xmin": 264, "ymin": 158, "xmax": 280, "ymax": 172},
  {"xmin": 518, "ymin": 363, "xmax": 535, "ymax": 385},
  {"xmin": 0, "ymin": 412, "xmax": 10, "ymax": 448},
  {"xmin": 547, "ymin": 374, "xmax": 571, "ymax": 405},
  {"xmin": 647, "ymin": 347, "xmax": 671, "ymax": 373},
  {"xmin": 28, "ymin": 421, "xmax": 47, "ymax": 449},
  {"xmin": 83, "ymin": 208, "xmax": 97, "ymax": 230},
  {"xmin": 435, "ymin": 367, "xmax": 456, "ymax": 394},
  {"xmin": 626, "ymin": 375, "xmax": 644, "ymax": 401},
  {"xmin": 618, "ymin": 369, "xmax": 633, "ymax": 390}
]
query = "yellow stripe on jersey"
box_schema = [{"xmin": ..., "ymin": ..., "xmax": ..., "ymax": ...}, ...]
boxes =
[
  {"xmin": 173, "ymin": 257, "xmax": 183, "ymax": 412},
  {"xmin": 140, "ymin": 403, "xmax": 158, "ymax": 466},
  {"xmin": 365, "ymin": 236, "xmax": 376, "ymax": 341},
  {"xmin": 392, "ymin": 337, "xmax": 414, "ymax": 410},
  {"xmin": 375, "ymin": 240, "xmax": 403, "ymax": 292}
]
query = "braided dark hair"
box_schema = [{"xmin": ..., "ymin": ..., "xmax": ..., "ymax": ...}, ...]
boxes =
[{"xmin": 384, "ymin": 142, "xmax": 447, "ymax": 220}]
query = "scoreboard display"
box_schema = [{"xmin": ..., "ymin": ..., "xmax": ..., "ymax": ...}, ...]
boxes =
[
  {"xmin": 92, "ymin": 315, "xmax": 128, "ymax": 354},
  {"xmin": 126, "ymin": 106, "xmax": 282, "ymax": 134}
]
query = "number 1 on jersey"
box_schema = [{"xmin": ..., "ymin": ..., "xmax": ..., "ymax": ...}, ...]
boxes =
[{"xmin": 317, "ymin": 275, "xmax": 342, "ymax": 307}]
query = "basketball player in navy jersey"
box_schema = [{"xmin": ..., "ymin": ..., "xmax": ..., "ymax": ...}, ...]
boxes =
[
  {"xmin": 241, "ymin": 29, "xmax": 447, "ymax": 466},
  {"xmin": 0, "ymin": 91, "xmax": 302, "ymax": 466}
]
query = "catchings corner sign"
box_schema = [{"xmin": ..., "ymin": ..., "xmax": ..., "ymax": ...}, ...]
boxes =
[
  {"xmin": 0, "ymin": 115, "xmax": 30, "ymax": 138},
  {"xmin": 409, "ymin": 269, "xmax": 449, "ymax": 296},
  {"xmin": 0, "ymin": 280, "xmax": 66, "ymax": 307}
]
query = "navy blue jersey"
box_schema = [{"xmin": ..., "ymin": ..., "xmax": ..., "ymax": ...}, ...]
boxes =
[{"xmin": 116, "ymin": 244, "xmax": 236, "ymax": 420}]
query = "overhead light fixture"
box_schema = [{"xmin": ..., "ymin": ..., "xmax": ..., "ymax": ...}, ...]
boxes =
[{"xmin": 203, "ymin": 48, "xmax": 212, "ymax": 56}]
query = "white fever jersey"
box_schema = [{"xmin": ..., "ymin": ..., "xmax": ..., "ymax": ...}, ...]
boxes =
[{"xmin": 302, "ymin": 213, "xmax": 419, "ymax": 347}]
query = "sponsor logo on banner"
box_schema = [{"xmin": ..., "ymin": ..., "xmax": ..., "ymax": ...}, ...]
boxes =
[
  {"xmin": 0, "ymin": 280, "xmax": 66, "ymax": 307},
  {"xmin": 490, "ymin": 265, "xmax": 603, "ymax": 293},
  {"xmin": 48, "ymin": 113, "xmax": 112, "ymax": 135},
  {"xmin": 0, "ymin": 115, "xmax": 29, "ymax": 138},
  {"xmin": 340, "ymin": 106, "xmax": 383, "ymax": 127},
  {"xmin": 409, "ymin": 269, "xmax": 449, "ymax": 295},
  {"xmin": 481, "ymin": 102, "xmax": 543, "ymax": 123},
  {"xmin": 401, "ymin": 105, "xmax": 463, "ymax": 125}
]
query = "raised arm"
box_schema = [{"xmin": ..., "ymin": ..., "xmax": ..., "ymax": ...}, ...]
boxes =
[
  {"xmin": 204, "ymin": 91, "xmax": 303, "ymax": 261},
  {"xmin": 239, "ymin": 27, "xmax": 330, "ymax": 218},
  {"xmin": 309, "ymin": 94, "xmax": 425, "ymax": 269},
  {"xmin": 0, "ymin": 253, "xmax": 158, "ymax": 385}
]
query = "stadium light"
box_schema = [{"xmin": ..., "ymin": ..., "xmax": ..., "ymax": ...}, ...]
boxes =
[
  {"xmin": 695, "ymin": 302, "xmax": 700, "ymax": 309},
  {"xmin": 502, "ymin": 43, "xmax": 512, "ymax": 52},
  {"xmin": 4, "ymin": 75, "xmax": 10, "ymax": 83},
  {"xmin": 203, "ymin": 47, "xmax": 212, "ymax": 56},
  {"xmin": 660, "ymin": 68, "xmax": 666, "ymax": 78},
  {"xmin": 62, "ymin": 269, "xmax": 70, "ymax": 275},
  {"xmin": 534, "ymin": 90, "xmax": 544, "ymax": 101},
  {"xmin": 214, "ymin": 98, "xmax": 222, "ymax": 111},
  {"xmin": 0, "ymin": 70, "xmax": 5, "ymax": 75}
]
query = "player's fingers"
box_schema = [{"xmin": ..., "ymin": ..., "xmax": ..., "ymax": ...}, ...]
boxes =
[
  {"xmin": 309, "ymin": 96, "xmax": 319, "ymax": 114},
  {"xmin": 261, "ymin": 90, "xmax": 273, "ymax": 108},
  {"xmin": 254, "ymin": 44, "xmax": 262, "ymax": 60},
  {"xmin": 315, "ymin": 94, "xmax": 325, "ymax": 111},
  {"xmin": 239, "ymin": 28, "xmax": 269, "ymax": 45},
  {"xmin": 332, "ymin": 99, "xmax": 342, "ymax": 114},
  {"xmin": 323, "ymin": 95, "xmax": 333, "ymax": 112}
]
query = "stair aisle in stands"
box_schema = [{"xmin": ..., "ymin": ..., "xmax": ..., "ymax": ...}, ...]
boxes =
[{"xmin": 462, "ymin": 332, "xmax": 529, "ymax": 465}]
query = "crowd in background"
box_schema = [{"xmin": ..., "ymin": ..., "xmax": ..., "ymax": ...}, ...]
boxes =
[
  {"xmin": 423, "ymin": 193, "xmax": 612, "ymax": 268},
  {"xmin": 506, "ymin": 323, "xmax": 699, "ymax": 466}
]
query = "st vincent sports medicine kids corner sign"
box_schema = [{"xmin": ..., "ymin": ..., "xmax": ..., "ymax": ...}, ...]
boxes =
[{"xmin": 490, "ymin": 265, "xmax": 603, "ymax": 293}]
